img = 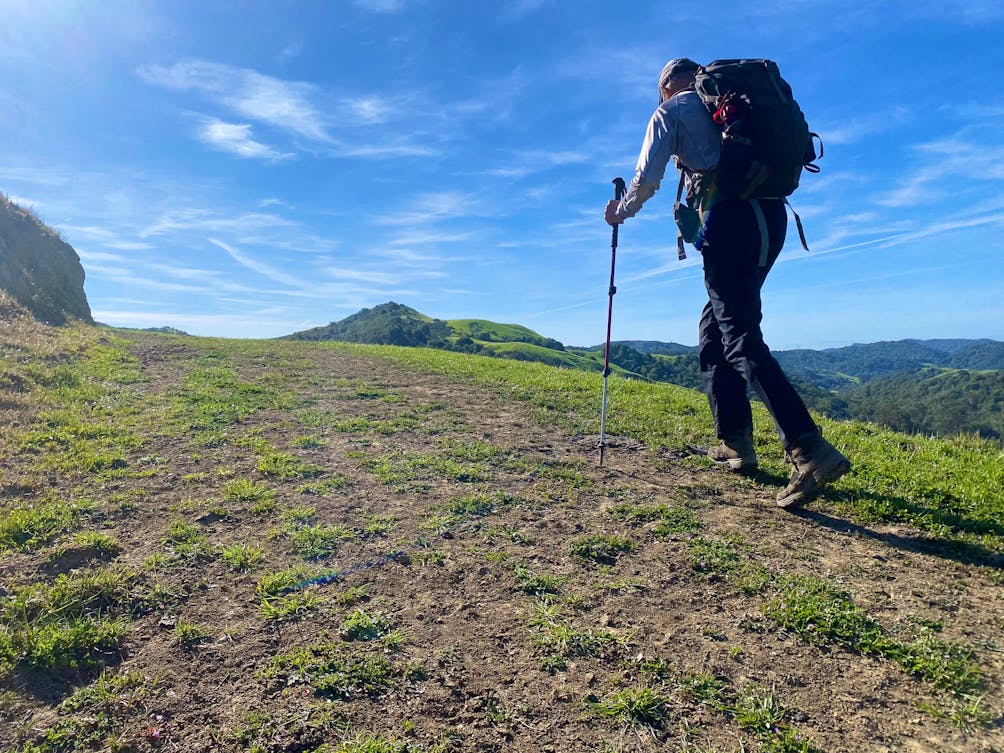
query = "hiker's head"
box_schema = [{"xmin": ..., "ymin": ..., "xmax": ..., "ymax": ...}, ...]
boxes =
[{"xmin": 658, "ymin": 57, "xmax": 699, "ymax": 102}]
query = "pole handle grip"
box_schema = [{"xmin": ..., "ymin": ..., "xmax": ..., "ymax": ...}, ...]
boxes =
[{"xmin": 612, "ymin": 177, "xmax": 626, "ymax": 201}]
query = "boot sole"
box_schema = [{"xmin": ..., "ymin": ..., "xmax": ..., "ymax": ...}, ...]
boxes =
[{"xmin": 776, "ymin": 457, "xmax": 851, "ymax": 510}]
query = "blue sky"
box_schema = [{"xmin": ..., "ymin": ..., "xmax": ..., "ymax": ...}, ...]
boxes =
[{"xmin": 3, "ymin": 1, "xmax": 1003, "ymax": 349}]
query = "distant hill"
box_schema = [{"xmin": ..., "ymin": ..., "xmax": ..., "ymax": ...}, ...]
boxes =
[
  {"xmin": 773, "ymin": 339, "xmax": 1004, "ymax": 386},
  {"xmin": 946, "ymin": 341, "xmax": 1004, "ymax": 370},
  {"xmin": 141, "ymin": 326, "xmax": 190, "ymax": 336},
  {"xmin": 593, "ymin": 340, "xmax": 697, "ymax": 356},
  {"xmin": 283, "ymin": 302, "xmax": 625, "ymax": 376},
  {"xmin": 282, "ymin": 304, "xmax": 1003, "ymax": 440},
  {"xmin": 842, "ymin": 367, "xmax": 1004, "ymax": 439},
  {"xmin": 283, "ymin": 302, "xmax": 452, "ymax": 347}
]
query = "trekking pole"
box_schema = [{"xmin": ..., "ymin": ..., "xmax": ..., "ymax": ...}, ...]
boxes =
[{"xmin": 599, "ymin": 177, "xmax": 626, "ymax": 466}]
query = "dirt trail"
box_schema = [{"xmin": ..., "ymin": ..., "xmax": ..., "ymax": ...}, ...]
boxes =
[{"xmin": 2, "ymin": 332, "xmax": 1001, "ymax": 753}]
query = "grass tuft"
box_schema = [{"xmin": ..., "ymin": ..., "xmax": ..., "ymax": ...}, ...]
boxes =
[
  {"xmin": 590, "ymin": 686, "xmax": 672, "ymax": 729},
  {"xmin": 569, "ymin": 533, "xmax": 636, "ymax": 565}
]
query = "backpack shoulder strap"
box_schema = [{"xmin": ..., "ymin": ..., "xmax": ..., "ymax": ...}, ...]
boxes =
[{"xmin": 674, "ymin": 171, "xmax": 688, "ymax": 261}]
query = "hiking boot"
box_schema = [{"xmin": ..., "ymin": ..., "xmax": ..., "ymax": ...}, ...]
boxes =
[
  {"xmin": 776, "ymin": 430, "xmax": 851, "ymax": 510},
  {"xmin": 707, "ymin": 433, "xmax": 758, "ymax": 473}
]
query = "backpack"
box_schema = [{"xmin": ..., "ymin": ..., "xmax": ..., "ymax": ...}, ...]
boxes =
[{"xmin": 691, "ymin": 59, "xmax": 822, "ymax": 251}]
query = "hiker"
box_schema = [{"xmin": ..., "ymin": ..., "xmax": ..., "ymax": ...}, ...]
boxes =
[{"xmin": 603, "ymin": 57, "xmax": 850, "ymax": 510}]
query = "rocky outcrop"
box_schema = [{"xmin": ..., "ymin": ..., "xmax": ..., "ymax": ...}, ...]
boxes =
[{"xmin": 0, "ymin": 195, "xmax": 92, "ymax": 325}]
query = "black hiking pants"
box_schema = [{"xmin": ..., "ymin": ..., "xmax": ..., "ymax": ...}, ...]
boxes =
[{"xmin": 696, "ymin": 197, "xmax": 816, "ymax": 451}]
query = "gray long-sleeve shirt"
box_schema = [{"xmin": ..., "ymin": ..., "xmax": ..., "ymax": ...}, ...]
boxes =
[{"xmin": 614, "ymin": 89, "xmax": 721, "ymax": 220}]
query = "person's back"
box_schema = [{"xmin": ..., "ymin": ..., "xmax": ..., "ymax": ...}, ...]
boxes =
[{"xmin": 613, "ymin": 89, "xmax": 718, "ymax": 222}]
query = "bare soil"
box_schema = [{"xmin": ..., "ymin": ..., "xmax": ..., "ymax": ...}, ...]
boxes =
[{"xmin": 1, "ymin": 331, "xmax": 1002, "ymax": 752}]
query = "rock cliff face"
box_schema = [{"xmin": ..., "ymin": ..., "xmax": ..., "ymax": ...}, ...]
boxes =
[{"xmin": 0, "ymin": 195, "xmax": 92, "ymax": 325}]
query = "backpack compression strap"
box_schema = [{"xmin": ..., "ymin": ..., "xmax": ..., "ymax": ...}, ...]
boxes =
[{"xmin": 785, "ymin": 199, "xmax": 810, "ymax": 252}]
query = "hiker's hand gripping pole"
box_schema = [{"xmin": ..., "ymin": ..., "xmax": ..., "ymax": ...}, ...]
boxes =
[{"xmin": 599, "ymin": 177, "xmax": 626, "ymax": 466}]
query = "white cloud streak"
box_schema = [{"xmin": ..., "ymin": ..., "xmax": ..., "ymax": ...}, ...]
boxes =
[
  {"xmin": 208, "ymin": 238, "xmax": 305, "ymax": 289},
  {"xmin": 374, "ymin": 191, "xmax": 491, "ymax": 226},
  {"xmin": 196, "ymin": 119, "xmax": 293, "ymax": 161},
  {"xmin": 353, "ymin": 0, "xmax": 406, "ymax": 12},
  {"xmin": 137, "ymin": 60, "xmax": 331, "ymax": 142}
]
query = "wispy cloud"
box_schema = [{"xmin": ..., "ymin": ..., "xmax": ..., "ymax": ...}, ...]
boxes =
[
  {"xmin": 385, "ymin": 230, "xmax": 475, "ymax": 246},
  {"xmin": 353, "ymin": 0, "xmax": 406, "ymax": 11},
  {"xmin": 481, "ymin": 148, "xmax": 590, "ymax": 180},
  {"xmin": 808, "ymin": 209, "xmax": 1004, "ymax": 262},
  {"xmin": 813, "ymin": 109, "xmax": 909, "ymax": 146},
  {"xmin": 137, "ymin": 60, "xmax": 331, "ymax": 142},
  {"xmin": 136, "ymin": 59, "xmax": 450, "ymax": 160},
  {"xmin": 0, "ymin": 167, "xmax": 70, "ymax": 188},
  {"xmin": 501, "ymin": 0, "xmax": 551, "ymax": 19},
  {"xmin": 59, "ymin": 223, "xmax": 154, "ymax": 252},
  {"xmin": 374, "ymin": 191, "xmax": 491, "ymax": 226},
  {"xmin": 196, "ymin": 118, "xmax": 293, "ymax": 161},
  {"xmin": 876, "ymin": 133, "xmax": 1004, "ymax": 207},
  {"xmin": 140, "ymin": 208, "xmax": 295, "ymax": 239},
  {"xmin": 342, "ymin": 97, "xmax": 392, "ymax": 124},
  {"xmin": 208, "ymin": 238, "xmax": 305, "ymax": 289},
  {"xmin": 337, "ymin": 140, "xmax": 439, "ymax": 159}
]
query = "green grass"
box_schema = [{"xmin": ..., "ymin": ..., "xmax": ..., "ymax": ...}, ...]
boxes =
[
  {"xmin": 512, "ymin": 565, "xmax": 565, "ymax": 596},
  {"xmin": 423, "ymin": 489, "xmax": 522, "ymax": 531},
  {"xmin": 733, "ymin": 683, "xmax": 787, "ymax": 735},
  {"xmin": 652, "ymin": 507, "xmax": 703, "ymax": 539},
  {"xmin": 589, "ymin": 686, "xmax": 672, "ymax": 729},
  {"xmin": 765, "ymin": 575, "xmax": 983, "ymax": 696},
  {"xmin": 223, "ymin": 477, "xmax": 276, "ymax": 506},
  {"xmin": 16, "ymin": 412, "xmax": 140, "ymax": 477},
  {"xmin": 259, "ymin": 590, "xmax": 325, "ymax": 622},
  {"xmin": 298, "ymin": 475, "xmax": 352, "ymax": 496},
  {"xmin": 359, "ymin": 450, "xmax": 489, "ymax": 490},
  {"xmin": 167, "ymin": 364, "xmax": 296, "ymax": 440},
  {"xmin": 528, "ymin": 601, "xmax": 624, "ymax": 661},
  {"xmin": 0, "ymin": 500, "xmax": 84, "ymax": 553},
  {"xmin": 172, "ymin": 619, "xmax": 212, "ymax": 649},
  {"xmin": 340, "ymin": 609, "xmax": 393, "ymax": 641},
  {"xmin": 678, "ymin": 672, "xmax": 735, "ymax": 710},
  {"xmin": 233, "ymin": 702, "xmax": 346, "ymax": 752},
  {"xmin": 2, "ymin": 333, "xmax": 149, "ymax": 487},
  {"xmin": 4, "ymin": 317, "xmax": 1002, "ymax": 749},
  {"xmin": 569, "ymin": 533, "xmax": 636, "ymax": 565},
  {"xmin": 257, "ymin": 448, "xmax": 325, "ymax": 479},
  {"xmin": 220, "ymin": 542, "xmax": 265, "ymax": 571},
  {"xmin": 0, "ymin": 567, "xmax": 139, "ymax": 673},
  {"xmin": 163, "ymin": 519, "xmax": 213, "ymax": 559},
  {"xmin": 321, "ymin": 734, "xmax": 409, "ymax": 753},
  {"xmin": 256, "ymin": 565, "xmax": 335, "ymax": 598},
  {"xmin": 283, "ymin": 517, "xmax": 356, "ymax": 560},
  {"xmin": 261, "ymin": 643, "xmax": 396, "ymax": 700}
]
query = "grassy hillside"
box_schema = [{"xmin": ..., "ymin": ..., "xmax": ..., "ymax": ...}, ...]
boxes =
[
  {"xmin": 2, "ymin": 308, "xmax": 1002, "ymax": 752},
  {"xmin": 446, "ymin": 319, "xmax": 563, "ymax": 350},
  {"xmin": 469, "ymin": 340, "xmax": 607, "ymax": 371}
]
